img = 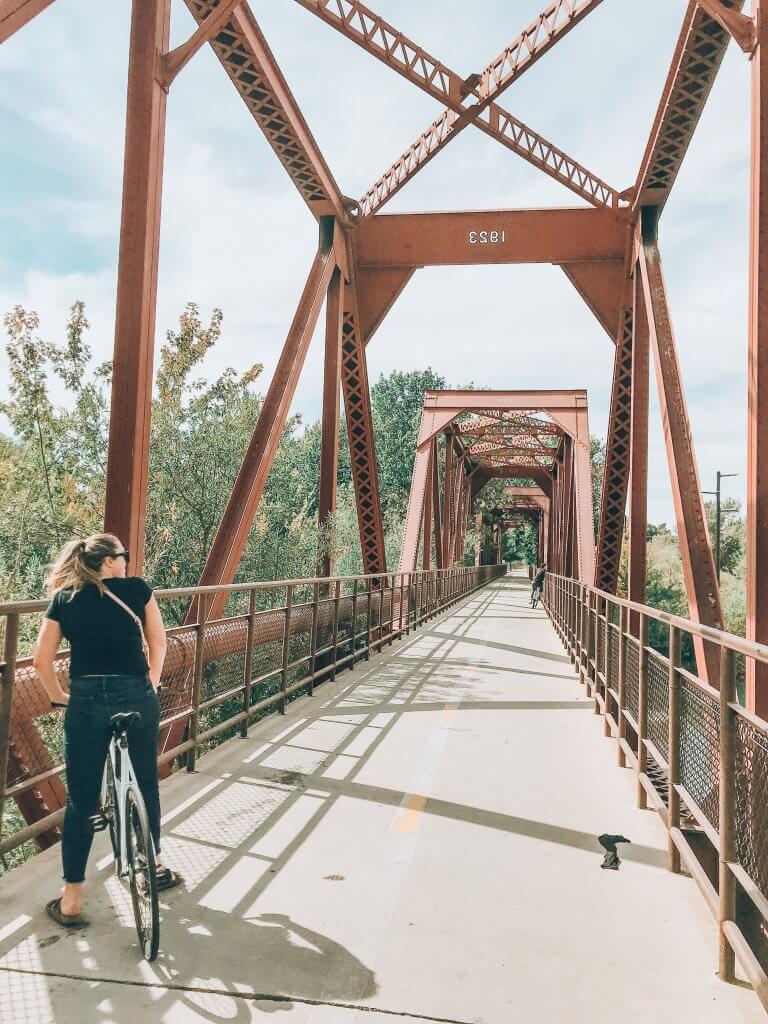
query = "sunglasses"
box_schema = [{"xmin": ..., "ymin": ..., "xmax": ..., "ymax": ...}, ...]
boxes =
[{"xmin": 114, "ymin": 550, "xmax": 130, "ymax": 562}]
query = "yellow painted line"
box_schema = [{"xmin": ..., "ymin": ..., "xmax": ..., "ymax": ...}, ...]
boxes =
[
  {"xmin": 441, "ymin": 702, "xmax": 459, "ymax": 721},
  {"xmin": 390, "ymin": 793, "xmax": 427, "ymax": 833}
]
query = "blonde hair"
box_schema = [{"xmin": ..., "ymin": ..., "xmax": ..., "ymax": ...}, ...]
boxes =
[{"xmin": 45, "ymin": 533, "xmax": 123, "ymax": 597}]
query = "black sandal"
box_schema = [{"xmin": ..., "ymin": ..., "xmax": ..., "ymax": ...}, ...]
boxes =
[
  {"xmin": 155, "ymin": 867, "xmax": 183, "ymax": 891},
  {"xmin": 45, "ymin": 898, "xmax": 89, "ymax": 928}
]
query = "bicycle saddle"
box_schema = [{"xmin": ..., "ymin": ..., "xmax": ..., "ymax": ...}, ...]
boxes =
[{"xmin": 110, "ymin": 711, "xmax": 141, "ymax": 734}]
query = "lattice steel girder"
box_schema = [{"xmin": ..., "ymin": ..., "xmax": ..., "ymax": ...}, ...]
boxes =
[
  {"xmin": 341, "ymin": 280, "xmax": 388, "ymax": 576},
  {"xmin": 190, "ymin": 241, "xmax": 336, "ymax": 619},
  {"xmin": 104, "ymin": 0, "xmax": 171, "ymax": 574},
  {"xmin": 560, "ymin": 260, "xmax": 626, "ymax": 341},
  {"xmin": 422, "ymin": 445, "xmax": 434, "ymax": 570},
  {"xmin": 697, "ymin": 0, "xmax": 756, "ymax": 52},
  {"xmin": 294, "ymin": 0, "xmax": 601, "ymax": 111},
  {"xmin": 400, "ymin": 390, "xmax": 592, "ymax": 580},
  {"xmin": 747, "ymin": 3, "xmax": 768, "ymax": 716},
  {"xmin": 296, "ymin": 0, "xmax": 620, "ymax": 215},
  {"xmin": 160, "ymin": 0, "xmax": 243, "ymax": 87},
  {"xmin": 417, "ymin": 390, "xmax": 591, "ymax": 450},
  {"xmin": 468, "ymin": 442, "xmax": 557, "ymax": 459},
  {"xmin": 481, "ymin": 466, "xmax": 553, "ymax": 495},
  {"xmin": 503, "ymin": 486, "xmax": 550, "ymax": 516},
  {"xmin": 318, "ymin": 268, "xmax": 344, "ymax": 578},
  {"xmin": 594, "ymin": 297, "xmax": 633, "ymax": 592},
  {"xmin": 627, "ymin": 270, "xmax": 649, "ymax": 633},
  {"xmin": 292, "ymin": 0, "xmax": 620, "ymax": 214},
  {"xmin": 0, "ymin": 0, "xmax": 54, "ymax": 42},
  {"xmin": 639, "ymin": 234, "xmax": 723, "ymax": 682},
  {"xmin": 634, "ymin": 0, "xmax": 747, "ymax": 212},
  {"xmin": 184, "ymin": 1, "xmax": 348, "ymax": 221},
  {"xmin": 399, "ymin": 427, "xmax": 433, "ymax": 575},
  {"xmin": 355, "ymin": 209, "xmax": 627, "ymax": 269},
  {"xmin": 442, "ymin": 432, "xmax": 454, "ymax": 569},
  {"xmin": 457, "ymin": 414, "xmax": 563, "ymax": 438},
  {"xmin": 361, "ymin": 102, "xmax": 624, "ymax": 216},
  {"xmin": 475, "ymin": 0, "xmax": 606, "ymax": 102},
  {"xmin": 431, "ymin": 437, "xmax": 443, "ymax": 569}
]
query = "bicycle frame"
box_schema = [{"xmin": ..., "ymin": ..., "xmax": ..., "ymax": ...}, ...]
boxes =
[{"xmin": 105, "ymin": 731, "xmax": 142, "ymax": 875}]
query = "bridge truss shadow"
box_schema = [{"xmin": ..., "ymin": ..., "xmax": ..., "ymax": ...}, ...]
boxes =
[{"xmin": 0, "ymin": 578, "xmax": 667, "ymax": 1023}]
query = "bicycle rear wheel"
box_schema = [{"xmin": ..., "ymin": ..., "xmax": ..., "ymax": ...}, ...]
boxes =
[
  {"xmin": 125, "ymin": 784, "xmax": 159, "ymax": 961},
  {"xmin": 101, "ymin": 757, "xmax": 120, "ymax": 865}
]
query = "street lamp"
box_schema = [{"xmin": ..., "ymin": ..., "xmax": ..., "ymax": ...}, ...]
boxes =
[{"xmin": 702, "ymin": 472, "xmax": 738, "ymax": 583}]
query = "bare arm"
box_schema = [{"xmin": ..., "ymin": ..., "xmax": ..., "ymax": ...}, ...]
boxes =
[
  {"xmin": 33, "ymin": 618, "xmax": 70, "ymax": 705},
  {"xmin": 144, "ymin": 595, "xmax": 167, "ymax": 689}
]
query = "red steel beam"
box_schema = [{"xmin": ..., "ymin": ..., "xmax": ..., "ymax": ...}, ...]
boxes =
[
  {"xmin": 318, "ymin": 268, "xmax": 344, "ymax": 578},
  {"xmin": 747, "ymin": 1, "xmax": 768, "ymax": 716},
  {"xmin": 360, "ymin": 105, "xmax": 622, "ymax": 216},
  {"xmin": 104, "ymin": 0, "xmax": 171, "ymax": 573},
  {"xmin": 160, "ymin": 0, "xmax": 243, "ymax": 88},
  {"xmin": 634, "ymin": 1, "xmax": 746, "ymax": 212},
  {"xmin": 627, "ymin": 272, "xmax": 649, "ymax": 633},
  {"xmin": 560, "ymin": 260, "xmax": 627, "ymax": 341},
  {"xmin": 475, "ymin": 1, "xmax": 606, "ymax": 103},
  {"xmin": 696, "ymin": 0, "xmax": 755, "ymax": 54},
  {"xmin": 184, "ymin": 1, "xmax": 348, "ymax": 222},
  {"xmin": 639, "ymin": 234, "xmax": 723, "ymax": 681},
  {"xmin": 399, "ymin": 434, "xmax": 433, "ymax": 573},
  {"xmin": 191, "ymin": 241, "xmax": 336, "ymax": 619},
  {"xmin": 442, "ymin": 432, "xmax": 454, "ymax": 568},
  {"xmin": 355, "ymin": 209, "xmax": 627, "ymax": 269},
  {"xmin": 595, "ymin": 300, "xmax": 633, "ymax": 592},
  {"xmin": 431, "ymin": 438, "xmax": 443, "ymax": 570},
  {"xmin": 422, "ymin": 447, "xmax": 433, "ymax": 570},
  {"xmin": 356, "ymin": 266, "xmax": 415, "ymax": 343},
  {"xmin": 292, "ymin": 0, "xmax": 619, "ymax": 214},
  {"xmin": 295, "ymin": 0, "xmax": 602, "ymax": 111},
  {"xmin": 0, "ymin": 0, "xmax": 54, "ymax": 42},
  {"xmin": 340, "ymin": 280, "xmax": 388, "ymax": 576}
]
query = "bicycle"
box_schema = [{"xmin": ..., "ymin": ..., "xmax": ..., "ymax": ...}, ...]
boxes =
[
  {"xmin": 530, "ymin": 587, "xmax": 542, "ymax": 609},
  {"xmin": 91, "ymin": 711, "xmax": 160, "ymax": 960}
]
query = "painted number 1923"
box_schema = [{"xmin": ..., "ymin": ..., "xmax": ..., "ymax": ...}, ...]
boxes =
[{"xmin": 468, "ymin": 229, "xmax": 506, "ymax": 245}]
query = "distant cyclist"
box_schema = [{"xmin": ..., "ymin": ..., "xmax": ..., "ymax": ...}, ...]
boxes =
[{"xmin": 530, "ymin": 564, "xmax": 547, "ymax": 608}]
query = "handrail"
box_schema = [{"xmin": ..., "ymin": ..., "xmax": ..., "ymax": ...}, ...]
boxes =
[
  {"xmin": 0, "ymin": 565, "xmax": 475, "ymax": 615},
  {"xmin": 0, "ymin": 563, "xmax": 506, "ymax": 860},
  {"xmin": 542, "ymin": 571, "xmax": 768, "ymax": 1010},
  {"xmin": 585, "ymin": 577, "xmax": 768, "ymax": 666}
]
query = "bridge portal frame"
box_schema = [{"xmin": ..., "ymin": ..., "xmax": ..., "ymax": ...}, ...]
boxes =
[
  {"xmin": 3, "ymin": 0, "xmax": 759, "ymax": 704},
  {"xmin": 398, "ymin": 390, "xmax": 593, "ymax": 583}
]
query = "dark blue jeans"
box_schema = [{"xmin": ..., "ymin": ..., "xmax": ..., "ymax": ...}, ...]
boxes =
[{"xmin": 62, "ymin": 674, "xmax": 161, "ymax": 883}]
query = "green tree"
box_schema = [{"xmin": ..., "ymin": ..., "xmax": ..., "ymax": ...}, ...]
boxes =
[{"xmin": 370, "ymin": 368, "xmax": 446, "ymax": 516}]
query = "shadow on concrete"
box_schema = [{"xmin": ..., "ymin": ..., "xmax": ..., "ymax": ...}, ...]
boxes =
[
  {"xmin": 0, "ymin": 575, "xmax": 656, "ymax": 1023},
  {"xmin": 420, "ymin": 629, "xmax": 572, "ymax": 665}
]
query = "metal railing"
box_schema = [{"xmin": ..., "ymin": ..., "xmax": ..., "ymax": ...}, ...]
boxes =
[
  {"xmin": 544, "ymin": 572, "xmax": 768, "ymax": 1010},
  {"xmin": 0, "ymin": 564, "xmax": 506, "ymax": 860}
]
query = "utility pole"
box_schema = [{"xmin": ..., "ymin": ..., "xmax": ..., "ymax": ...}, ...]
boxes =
[{"xmin": 703, "ymin": 472, "xmax": 738, "ymax": 582}]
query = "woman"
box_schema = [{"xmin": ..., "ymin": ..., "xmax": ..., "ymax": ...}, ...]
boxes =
[{"xmin": 33, "ymin": 533, "xmax": 180, "ymax": 927}]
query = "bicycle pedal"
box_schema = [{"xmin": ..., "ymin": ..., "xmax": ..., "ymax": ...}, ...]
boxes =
[{"xmin": 87, "ymin": 813, "xmax": 109, "ymax": 833}]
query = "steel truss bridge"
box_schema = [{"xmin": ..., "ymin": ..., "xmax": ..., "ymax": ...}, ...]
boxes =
[{"xmin": 3, "ymin": 0, "xmax": 768, "ymax": 1018}]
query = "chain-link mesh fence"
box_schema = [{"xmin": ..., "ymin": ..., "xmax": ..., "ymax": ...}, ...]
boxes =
[
  {"xmin": 679, "ymin": 678, "xmax": 720, "ymax": 832},
  {"xmin": 1, "ymin": 565, "xmax": 504, "ymax": 859}
]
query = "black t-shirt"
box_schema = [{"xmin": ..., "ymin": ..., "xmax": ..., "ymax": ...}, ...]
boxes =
[{"xmin": 45, "ymin": 577, "xmax": 153, "ymax": 678}]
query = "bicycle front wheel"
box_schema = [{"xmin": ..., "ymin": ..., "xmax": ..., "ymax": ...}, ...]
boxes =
[{"xmin": 125, "ymin": 784, "xmax": 160, "ymax": 961}]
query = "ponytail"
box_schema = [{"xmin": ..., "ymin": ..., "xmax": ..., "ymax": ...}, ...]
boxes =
[{"xmin": 45, "ymin": 533, "xmax": 123, "ymax": 598}]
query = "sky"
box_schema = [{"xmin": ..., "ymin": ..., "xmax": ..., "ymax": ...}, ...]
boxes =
[{"xmin": 0, "ymin": 0, "xmax": 752, "ymax": 525}]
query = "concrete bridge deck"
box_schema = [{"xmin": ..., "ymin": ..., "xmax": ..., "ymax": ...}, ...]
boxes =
[{"xmin": 0, "ymin": 574, "xmax": 763, "ymax": 1023}]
